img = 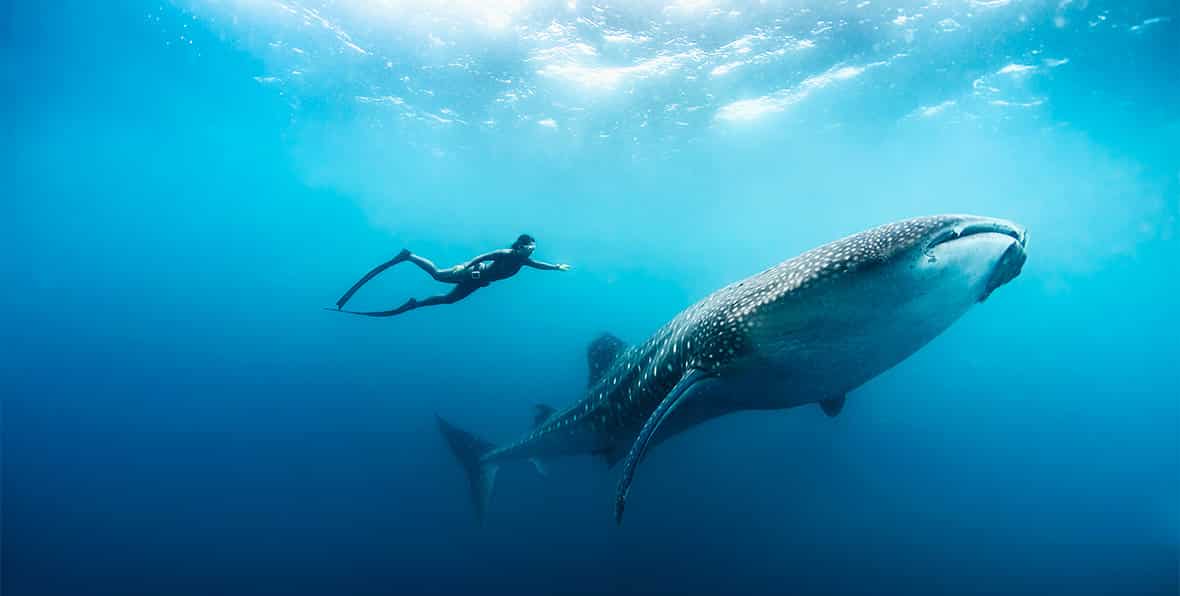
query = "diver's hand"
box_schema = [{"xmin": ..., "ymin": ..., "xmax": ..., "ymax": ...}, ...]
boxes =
[{"xmin": 556, "ymin": 263, "xmax": 571, "ymax": 271}]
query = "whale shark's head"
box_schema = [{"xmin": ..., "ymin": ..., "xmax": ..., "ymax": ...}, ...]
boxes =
[
  {"xmin": 737, "ymin": 214, "xmax": 1028, "ymax": 317},
  {"xmin": 910, "ymin": 213, "xmax": 1024, "ymax": 299},
  {"xmin": 885, "ymin": 214, "xmax": 1028, "ymax": 303},
  {"xmin": 704, "ymin": 215, "xmax": 1027, "ymax": 397}
]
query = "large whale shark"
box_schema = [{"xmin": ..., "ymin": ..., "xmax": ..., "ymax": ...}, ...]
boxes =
[{"xmin": 437, "ymin": 214, "xmax": 1028, "ymax": 524}]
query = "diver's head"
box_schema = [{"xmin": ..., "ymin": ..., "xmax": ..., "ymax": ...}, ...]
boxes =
[{"xmin": 512, "ymin": 234, "xmax": 536, "ymax": 256}]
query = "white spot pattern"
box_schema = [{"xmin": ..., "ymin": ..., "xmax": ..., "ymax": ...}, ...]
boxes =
[{"xmin": 490, "ymin": 216, "xmax": 959, "ymax": 460}]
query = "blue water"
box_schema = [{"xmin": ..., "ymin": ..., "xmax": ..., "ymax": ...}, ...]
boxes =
[{"xmin": 4, "ymin": 1, "xmax": 1178, "ymax": 594}]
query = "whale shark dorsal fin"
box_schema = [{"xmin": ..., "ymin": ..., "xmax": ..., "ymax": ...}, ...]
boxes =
[
  {"xmin": 819, "ymin": 395, "xmax": 846, "ymax": 417},
  {"xmin": 533, "ymin": 404, "xmax": 557, "ymax": 427},
  {"xmin": 586, "ymin": 332, "xmax": 627, "ymax": 387}
]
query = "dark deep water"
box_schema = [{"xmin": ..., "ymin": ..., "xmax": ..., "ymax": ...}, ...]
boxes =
[{"xmin": 3, "ymin": 1, "xmax": 1178, "ymax": 594}]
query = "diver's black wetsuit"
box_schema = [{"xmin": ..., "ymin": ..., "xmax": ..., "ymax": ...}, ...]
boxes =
[{"xmin": 333, "ymin": 244, "xmax": 567, "ymax": 317}]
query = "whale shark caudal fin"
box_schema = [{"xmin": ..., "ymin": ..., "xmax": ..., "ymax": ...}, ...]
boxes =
[
  {"xmin": 587, "ymin": 333, "xmax": 627, "ymax": 387},
  {"xmin": 614, "ymin": 369, "xmax": 717, "ymax": 525},
  {"xmin": 435, "ymin": 414, "xmax": 500, "ymax": 524},
  {"xmin": 819, "ymin": 395, "xmax": 846, "ymax": 417}
]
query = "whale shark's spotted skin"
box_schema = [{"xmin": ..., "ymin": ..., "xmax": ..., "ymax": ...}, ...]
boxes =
[
  {"xmin": 485, "ymin": 216, "xmax": 958, "ymax": 464},
  {"xmin": 437, "ymin": 214, "xmax": 1027, "ymax": 523}
]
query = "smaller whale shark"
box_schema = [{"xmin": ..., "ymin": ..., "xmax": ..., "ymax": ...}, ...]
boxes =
[{"xmin": 437, "ymin": 215, "xmax": 1028, "ymax": 524}]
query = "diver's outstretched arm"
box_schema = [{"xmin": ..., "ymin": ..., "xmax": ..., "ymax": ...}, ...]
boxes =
[{"xmin": 525, "ymin": 258, "xmax": 571, "ymax": 271}]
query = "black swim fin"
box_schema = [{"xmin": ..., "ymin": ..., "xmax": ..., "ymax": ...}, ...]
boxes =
[
  {"xmin": 335, "ymin": 250, "xmax": 408, "ymax": 309},
  {"xmin": 331, "ymin": 301, "xmax": 415, "ymax": 318}
]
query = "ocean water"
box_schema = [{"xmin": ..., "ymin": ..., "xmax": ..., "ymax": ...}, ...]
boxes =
[{"xmin": 3, "ymin": 1, "xmax": 1178, "ymax": 594}]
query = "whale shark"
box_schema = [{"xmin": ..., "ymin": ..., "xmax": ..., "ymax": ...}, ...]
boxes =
[{"xmin": 437, "ymin": 214, "xmax": 1028, "ymax": 524}]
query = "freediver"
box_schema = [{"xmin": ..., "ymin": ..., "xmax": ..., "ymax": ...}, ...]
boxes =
[{"xmin": 330, "ymin": 234, "xmax": 571, "ymax": 317}]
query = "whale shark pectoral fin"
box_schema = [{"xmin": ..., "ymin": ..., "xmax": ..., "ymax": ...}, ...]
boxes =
[
  {"xmin": 819, "ymin": 395, "xmax": 846, "ymax": 417},
  {"xmin": 614, "ymin": 368, "xmax": 716, "ymax": 525}
]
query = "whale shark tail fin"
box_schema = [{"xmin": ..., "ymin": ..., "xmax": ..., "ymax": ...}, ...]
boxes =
[{"xmin": 436, "ymin": 414, "xmax": 500, "ymax": 524}]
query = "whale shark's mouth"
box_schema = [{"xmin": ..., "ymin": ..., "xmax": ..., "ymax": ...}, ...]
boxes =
[{"xmin": 925, "ymin": 220, "xmax": 1027, "ymax": 252}]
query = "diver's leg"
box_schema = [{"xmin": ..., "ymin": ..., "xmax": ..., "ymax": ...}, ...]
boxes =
[
  {"xmin": 334, "ymin": 249, "xmax": 413, "ymax": 310},
  {"xmin": 335, "ymin": 283, "xmax": 480, "ymax": 318},
  {"xmin": 412, "ymin": 282, "xmax": 481, "ymax": 308},
  {"xmin": 405, "ymin": 254, "xmax": 463, "ymax": 282}
]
